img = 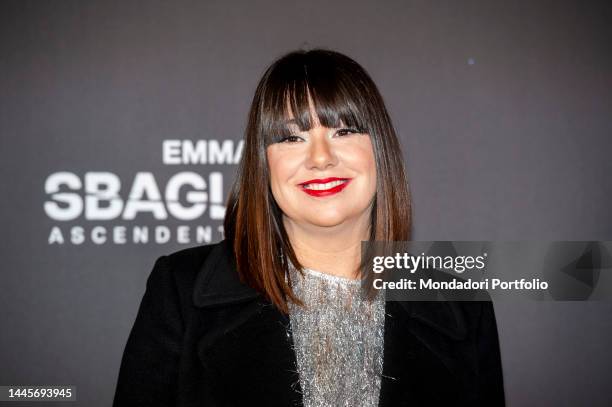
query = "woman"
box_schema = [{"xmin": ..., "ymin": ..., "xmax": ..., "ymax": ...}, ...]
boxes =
[{"xmin": 113, "ymin": 49, "xmax": 505, "ymax": 406}]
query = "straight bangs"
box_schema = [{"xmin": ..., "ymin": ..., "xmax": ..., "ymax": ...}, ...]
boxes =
[{"xmin": 259, "ymin": 54, "xmax": 372, "ymax": 146}]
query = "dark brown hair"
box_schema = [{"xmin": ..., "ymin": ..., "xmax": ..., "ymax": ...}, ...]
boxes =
[{"xmin": 224, "ymin": 48, "xmax": 411, "ymax": 314}]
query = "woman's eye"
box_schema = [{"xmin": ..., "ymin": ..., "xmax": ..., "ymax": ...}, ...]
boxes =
[
  {"xmin": 336, "ymin": 128, "xmax": 359, "ymax": 137},
  {"xmin": 278, "ymin": 135, "xmax": 302, "ymax": 143}
]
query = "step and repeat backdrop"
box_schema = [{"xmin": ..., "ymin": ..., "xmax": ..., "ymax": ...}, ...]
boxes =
[{"xmin": 1, "ymin": 1, "xmax": 611, "ymax": 406}]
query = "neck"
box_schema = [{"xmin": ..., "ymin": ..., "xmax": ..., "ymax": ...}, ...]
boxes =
[{"xmin": 283, "ymin": 216, "xmax": 370, "ymax": 280}]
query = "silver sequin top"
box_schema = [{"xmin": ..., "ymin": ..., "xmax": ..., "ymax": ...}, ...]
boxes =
[{"xmin": 287, "ymin": 263, "xmax": 386, "ymax": 407}]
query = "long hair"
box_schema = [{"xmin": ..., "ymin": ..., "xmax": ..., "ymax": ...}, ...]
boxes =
[{"xmin": 223, "ymin": 48, "xmax": 411, "ymax": 314}]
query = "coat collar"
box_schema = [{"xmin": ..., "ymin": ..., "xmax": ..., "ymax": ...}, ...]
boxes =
[
  {"xmin": 192, "ymin": 239, "xmax": 261, "ymax": 307},
  {"xmin": 192, "ymin": 239, "xmax": 467, "ymax": 341}
]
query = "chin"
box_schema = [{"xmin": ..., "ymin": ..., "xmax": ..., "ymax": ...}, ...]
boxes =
[
  {"xmin": 304, "ymin": 212, "xmax": 352, "ymax": 228},
  {"xmin": 309, "ymin": 220, "xmax": 345, "ymax": 228}
]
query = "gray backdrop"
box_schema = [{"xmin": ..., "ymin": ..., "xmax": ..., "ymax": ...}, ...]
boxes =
[{"xmin": 1, "ymin": 0, "xmax": 611, "ymax": 406}]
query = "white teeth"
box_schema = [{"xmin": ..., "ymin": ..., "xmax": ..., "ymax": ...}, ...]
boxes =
[{"xmin": 303, "ymin": 180, "xmax": 347, "ymax": 190}]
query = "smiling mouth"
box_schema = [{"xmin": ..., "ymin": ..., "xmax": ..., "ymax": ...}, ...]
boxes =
[{"xmin": 299, "ymin": 178, "xmax": 351, "ymax": 197}]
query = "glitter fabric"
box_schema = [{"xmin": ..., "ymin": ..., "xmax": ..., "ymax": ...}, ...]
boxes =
[{"xmin": 286, "ymin": 263, "xmax": 386, "ymax": 407}]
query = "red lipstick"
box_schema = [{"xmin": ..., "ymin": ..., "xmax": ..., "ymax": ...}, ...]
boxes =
[{"xmin": 299, "ymin": 177, "xmax": 351, "ymax": 197}]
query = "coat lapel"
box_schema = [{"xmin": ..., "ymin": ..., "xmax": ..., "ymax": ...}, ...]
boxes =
[
  {"xmin": 378, "ymin": 300, "xmax": 470, "ymax": 405},
  {"xmin": 192, "ymin": 241, "xmax": 303, "ymax": 406},
  {"xmin": 192, "ymin": 240, "xmax": 469, "ymax": 406}
]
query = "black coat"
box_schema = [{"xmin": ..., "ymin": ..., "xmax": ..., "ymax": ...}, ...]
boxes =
[{"xmin": 113, "ymin": 239, "xmax": 505, "ymax": 406}]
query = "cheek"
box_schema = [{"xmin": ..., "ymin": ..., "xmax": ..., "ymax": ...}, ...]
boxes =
[
  {"xmin": 266, "ymin": 149, "xmax": 282, "ymax": 184},
  {"xmin": 266, "ymin": 148, "xmax": 297, "ymax": 197},
  {"xmin": 348, "ymin": 143, "xmax": 376, "ymax": 182},
  {"xmin": 363, "ymin": 142, "xmax": 377, "ymax": 187},
  {"xmin": 352, "ymin": 145, "xmax": 377, "ymax": 199},
  {"xmin": 267, "ymin": 147, "xmax": 304, "ymax": 181}
]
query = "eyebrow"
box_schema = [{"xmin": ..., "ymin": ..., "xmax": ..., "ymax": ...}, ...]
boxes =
[
  {"xmin": 278, "ymin": 118, "xmax": 349, "ymax": 132},
  {"xmin": 281, "ymin": 119, "xmax": 345, "ymax": 126}
]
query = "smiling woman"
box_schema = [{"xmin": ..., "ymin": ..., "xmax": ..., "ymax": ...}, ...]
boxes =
[
  {"xmin": 225, "ymin": 49, "xmax": 411, "ymax": 311},
  {"xmin": 113, "ymin": 49, "xmax": 505, "ymax": 407}
]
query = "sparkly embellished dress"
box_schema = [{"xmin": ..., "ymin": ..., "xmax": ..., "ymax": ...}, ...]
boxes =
[{"xmin": 287, "ymin": 264, "xmax": 387, "ymax": 407}]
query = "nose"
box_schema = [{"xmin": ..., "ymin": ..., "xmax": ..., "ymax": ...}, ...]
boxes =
[{"xmin": 305, "ymin": 131, "xmax": 338, "ymax": 170}]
